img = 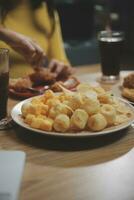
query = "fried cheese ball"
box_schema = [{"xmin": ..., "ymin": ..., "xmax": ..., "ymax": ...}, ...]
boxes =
[
  {"xmin": 39, "ymin": 104, "xmax": 49, "ymax": 115},
  {"xmin": 21, "ymin": 102, "xmax": 42, "ymax": 117},
  {"xmin": 77, "ymin": 83, "xmax": 93, "ymax": 93},
  {"xmin": 68, "ymin": 93, "xmax": 83, "ymax": 110},
  {"xmin": 44, "ymin": 89, "xmax": 55, "ymax": 99},
  {"xmin": 100, "ymin": 104, "xmax": 116, "ymax": 126},
  {"xmin": 58, "ymin": 94, "xmax": 68, "ymax": 102},
  {"xmin": 98, "ymin": 93, "xmax": 114, "ymax": 104},
  {"xmin": 83, "ymin": 90, "xmax": 98, "ymax": 100},
  {"xmin": 93, "ymin": 86, "xmax": 105, "ymax": 95},
  {"xmin": 81, "ymin": 98, "xmax": 100, "ymax": 115},
  {"xmin": 70, "ymin": 109, "xmax": 88, "ymax": 130},
  {"xmin": 48, "ymin": 107, "xmax": 57, "ymax": 119},
  {"xmin": 45, "ymin": 98, "xmax": 60, "ymax": 108},
  {"xmin": 88, "ymin": 113, "xmax": 107, "ymax": 131},
  {"xmin": 22, "ymin": 101, "xmax": 49, "ymax": 118},
  {"xmin": 21, "ymin": 102, "xmax": 32, "ymax": 117},
  {"xmin": 48, "ymin": 103, "xmax": 73, "ymax": 119},
  {"xmin": 41, "ymin": 89, "xmax": 55, "ymax": 103},
  {"xmin": 31, "ymin": 97, "xmax": 42, "ymax": 105},
  {"xmin": 30, "ymin": 117, "xmax": 44, "ymax": 129},
  {"xmin": 30, "ymin": 116, "xmax": 53, "ymax": 131},
  {"xmin": 39, "ymin": 118, "xmax": 53, "ymax": 131},
  {"xmin": 53, "ymin": 114, "xmax": 70, "ymax": 132},
  {"xmin": 24, "ymin": 114, "xmax": 36, "ymax": 125}
]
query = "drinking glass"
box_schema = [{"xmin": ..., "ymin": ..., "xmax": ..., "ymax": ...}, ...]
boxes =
[
  {"xmin": 98, "ymin": 30, "xmax": 124, "ymax": 83},
  {"xmin": 0, "ymin": 48, "xmax": 11, "ymax": 129}
]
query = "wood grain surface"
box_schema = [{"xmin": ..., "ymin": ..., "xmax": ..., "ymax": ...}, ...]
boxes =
[{"xmin": 0, "ymin": 64, "xmax": 134, "ymax": 200}]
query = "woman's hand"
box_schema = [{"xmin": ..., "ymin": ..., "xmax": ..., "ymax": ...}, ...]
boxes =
[
  {"xmin": 48, "ymin": 59, "xmax": 74, "ymax": 81},
  {"xmin": 0, "ymin": 27, "xmax": 46, "ymax": 67}
]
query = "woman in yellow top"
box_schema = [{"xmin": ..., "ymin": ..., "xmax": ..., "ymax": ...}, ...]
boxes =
[{"xmin": 0, "ymin": 0, "xmax": 72, "ymax": 78}]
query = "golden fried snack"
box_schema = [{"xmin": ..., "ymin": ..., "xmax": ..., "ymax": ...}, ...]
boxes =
[
  {"xmin": 45, "ymin": 98, "xmax": 61, "ymax": 108},
  {"xmin": 48, "ymin": 103, "xmax": 72, "ymax": 119},
  {"xmin": 53, "ymin": 114, "xmax": 70, "ymax": 132},
  {"xmin": 100, "ymin": 104, "xmax": 116, "ymax": 126},
  {"xmin": 77, "ymin": 83, "xmax": 93, "ymax": 93},
  {"xmin": 81, "ymin": 98, "xmax": 100, "ymax": 115},
  {"xmin": 21, "ymin": 102, "xmax": 48, "ymax": 117},
  {"xmin": 70, "ymin": 109, "xmax": 88, "ymax": 130},
  {"xmin": 88, "ymin": 113, "xmax": 107, "ymax": 131},
  {"xmin": 98, "ymin": 93, "xmax": 114, "ymax": 104},
  {"xmin": 21, "ymin": 102, "xmax": 32, "ymax": 117},
  {"xmin": 24, "ymin": 114, "xmax": 36, "ymax": 125},
  {"xmin": 39, "ymin": 118, "xmax": 53, "ymax": 131},
  {"xmin": 68, "ymin": 93, "xmax": 83, "ymax": 110},
  {"xmin": 93, "ymin": 86, "xmax": 105, "ymax": 95}
]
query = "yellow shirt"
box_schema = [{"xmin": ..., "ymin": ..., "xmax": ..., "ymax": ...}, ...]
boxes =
[{"xmin": 0, "ymin": 2, "xmax": 69, "ymax": 78}]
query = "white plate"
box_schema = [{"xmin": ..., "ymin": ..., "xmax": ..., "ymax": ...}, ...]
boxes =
[
  {"xmin": 111, "ymin": 83, "xmax": 134, "ymax": 105},
  {"xmin": 11, "ymin": 96, "xmax": 134, "ymax": 137}
]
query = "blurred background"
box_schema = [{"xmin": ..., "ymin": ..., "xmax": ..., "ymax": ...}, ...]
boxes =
[{"xmin": 55, "ymin": 0, "xmax": 134, "ymax": 70}]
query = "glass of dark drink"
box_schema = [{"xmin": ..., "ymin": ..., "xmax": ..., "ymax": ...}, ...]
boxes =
[
  {"xmin": 98, "ymin": 30, "xmax": 124, "ymax": 83},
  {"xmin": 0, "ymin": 48, "xmax": 10, "ymax": 129}
]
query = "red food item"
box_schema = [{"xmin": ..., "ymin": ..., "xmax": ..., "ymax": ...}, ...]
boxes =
[
  {"xmin": 9, "ymin": 67, "xmax": 80, "ymax": 99},
  {"xmin": 29, "ymin": 68, "xmax": 56, "ymax": 86}
]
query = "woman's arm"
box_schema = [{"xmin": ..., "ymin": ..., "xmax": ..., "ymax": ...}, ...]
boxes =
[{"xmin": 0, "ymin": 26, "xmax": 46, "ymax": 67}]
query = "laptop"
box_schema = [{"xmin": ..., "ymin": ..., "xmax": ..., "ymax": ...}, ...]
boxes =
[{"xmin": 0, "ymin": 151, "xmax": 26, "ymax": 200}]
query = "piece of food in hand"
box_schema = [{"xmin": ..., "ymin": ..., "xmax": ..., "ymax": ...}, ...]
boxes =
[
  {"xmin": 29, "ymin": 68, "xmax": 56, "ymax": 86},
  {"xmin": 48, "ymin": 59, "xmax": 74, "ymax": 81},
  {"xmin": 56, "ymin": 65, "xmax": 74, "ymax": 81},
  {"xmin": 121, "ymin": 73, "xmax": 134, "ymax": 102}
]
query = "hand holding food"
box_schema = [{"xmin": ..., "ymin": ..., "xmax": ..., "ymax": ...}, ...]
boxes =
[
  {"xmin": 21, "ymin": 83, "xmax": 133, "ymax": 133},
  {"xmin": 48, "ymin": 59, "xmax": 74, "ymax": 81}
]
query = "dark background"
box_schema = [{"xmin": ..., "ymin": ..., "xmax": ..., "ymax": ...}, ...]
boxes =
[{"xmin": 55, "ymin": 0, "xmax": 134, "ymax": 70}]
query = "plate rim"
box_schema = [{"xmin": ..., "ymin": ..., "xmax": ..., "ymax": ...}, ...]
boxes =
[{"xmin": 11, "ymin": 96, "xmax": 134, "ymax": 138}]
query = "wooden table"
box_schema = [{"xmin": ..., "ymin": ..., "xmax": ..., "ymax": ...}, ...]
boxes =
[{"xmin": 0, "ymin": 64, "xmax": 134, "ymax": 200}]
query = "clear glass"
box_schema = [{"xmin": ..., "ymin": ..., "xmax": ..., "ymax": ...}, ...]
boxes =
[
  {"xmin": 0, "ymin": 48, "xmax": 11, "ymax": 129},
  {"xmin": 98, "ymin": 30, "xmax": 124, "ymax": 83}
]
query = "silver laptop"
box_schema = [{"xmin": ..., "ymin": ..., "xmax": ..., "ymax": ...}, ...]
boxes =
[{"xmin": 0, "ymin": 151, "xmax": 25, "ymax": 200}]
